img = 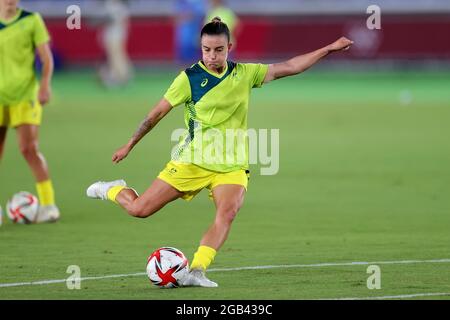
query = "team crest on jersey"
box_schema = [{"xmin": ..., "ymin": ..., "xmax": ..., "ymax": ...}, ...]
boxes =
[
  {"xmin": 169, "ymin": 168, "xmax": 177, "ymax": 174},
  {"xmin": 201, "ymin": 79, "xmax": 208, "ymax": 87}
]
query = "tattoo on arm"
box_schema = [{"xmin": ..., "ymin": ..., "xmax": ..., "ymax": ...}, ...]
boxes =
[{"xmin": 130, "ymin": 116, "xmax": 155, "ymax": 146}]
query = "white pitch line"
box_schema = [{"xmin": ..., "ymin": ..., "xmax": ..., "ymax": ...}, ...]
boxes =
[
  {"xmin": 0, "ymin": 273, "xmax": 145, "ymax": 288},
  {"xmin": 328, "ymin": 292, "xmax": 450, "ymax": 300},
  {"xmin": 1, "ymin": 258, "xmax": 450, "ymax": 289},
  {"xmin": 208, "ymin": 258, "xmax": 450, "ymax": 272}
]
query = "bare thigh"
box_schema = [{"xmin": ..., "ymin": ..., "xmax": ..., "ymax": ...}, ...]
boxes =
[
  {"xmin": 212, "ymin": 184, "xmax": 246, "ymax": 218},
  {"xmin": 122, "ymin": 178, "xmax": 185, "ymax": 218},
  {"xmin": 16, "ymin": 124, "xmax": 39, "ymax": 148}
]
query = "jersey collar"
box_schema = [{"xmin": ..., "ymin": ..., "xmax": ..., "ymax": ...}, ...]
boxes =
[
  {"xmin": 198, "ymin": 61, "xmax": 229, "ymax": 79},
  {"xmin": 0, "ymin": 8, "xmax": 22, "ymax": 25}
]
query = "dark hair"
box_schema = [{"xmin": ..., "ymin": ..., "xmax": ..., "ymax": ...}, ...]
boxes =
[{"xmin": 200, "ymin": 16, "xmax": 231, "ymax": 42}]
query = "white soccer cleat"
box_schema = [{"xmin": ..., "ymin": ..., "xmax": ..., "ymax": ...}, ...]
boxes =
[
  {"xmin": 86, "ymin": 179, "xmax": 127, "ymax": 200},
  {"xmin": 182, "ymin": 268, "xmax": 218, "ymax": 288},
  {"xmin": 35, "ymin": 205, "xmax": 60, "ymax": 223}
]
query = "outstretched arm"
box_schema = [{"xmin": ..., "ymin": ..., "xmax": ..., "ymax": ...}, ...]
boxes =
[
  {"xmin": 264, "ymin": 37, "xmax": 354, "ymax": 83},
  {"xmin": 112, "ymin": 98, "xmax": 173, "ymax": 163}
]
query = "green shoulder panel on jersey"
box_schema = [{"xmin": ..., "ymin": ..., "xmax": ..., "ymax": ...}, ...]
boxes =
[
  {"xmin": 0, "ymin": 10, "xmax": 33, "ymax": 30},
  {"xmin": 185, "ymin": 61, "xmax": 236, "ymax": 104}
]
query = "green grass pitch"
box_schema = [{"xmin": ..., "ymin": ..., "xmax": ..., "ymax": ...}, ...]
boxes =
[{"xmin": 0, "ymin": 69, "xmax": 449, "ymax": 299}]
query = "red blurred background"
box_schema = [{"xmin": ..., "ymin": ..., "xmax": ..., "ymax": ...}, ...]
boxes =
[{"xmin": 44, "ymin": 14, "xmax": 450, "ymax": 64}]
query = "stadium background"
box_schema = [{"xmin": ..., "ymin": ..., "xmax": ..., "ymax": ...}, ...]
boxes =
[{"xmin": 0, "ymin": 0, "xmax": 449, "ymax": 299}]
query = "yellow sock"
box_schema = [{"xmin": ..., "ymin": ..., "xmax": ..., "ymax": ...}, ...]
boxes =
[
  {"xmin": 36, "ymin": 180, "xmax": 55, "ymax": 206},
  {"xmin": 190, "ymin": 245, "xmax": 217, "ymax": 271},
  {"xmin": 106, "ymin": 185, "xmax": 126, "ymax": 204}
]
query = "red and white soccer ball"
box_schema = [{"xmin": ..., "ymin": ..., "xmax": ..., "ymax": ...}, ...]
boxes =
[
  {"xmin": 6, "ymin": 191, "xmax": 39, "ymax": 224},
  {"xmin": 146, "ymin": 247, "xmax": 189, "ymax": 288}
]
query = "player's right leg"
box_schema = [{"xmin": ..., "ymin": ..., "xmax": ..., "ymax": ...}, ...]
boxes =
[
  {"xmin": 16, "ymin": 124, "xmax": 60, "ymax": 221},
  {"xmin": 87, "ymin": 178, "xmax": 184, "ymax": 218}
]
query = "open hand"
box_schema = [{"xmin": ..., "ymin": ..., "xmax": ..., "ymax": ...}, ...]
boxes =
[{"xmin": 328, "ymin": 37, "xmax": 354, "ymax": 52}]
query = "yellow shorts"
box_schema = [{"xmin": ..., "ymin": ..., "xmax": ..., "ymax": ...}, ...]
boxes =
[
  {"xmin": 157, "ymin": 160, "xmax": 250, "ymax": 201},
  {"xmin": 0, "ymin": 100, "xmax": 42, "ymax": 128}
]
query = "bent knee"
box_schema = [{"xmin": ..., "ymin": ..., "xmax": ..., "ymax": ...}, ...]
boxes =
[
  {"xmin": 19, "ymin": 143, "xmax": 39, "ymax": 158},
  {"xmin": 128, "ymin": 203, "xmax": 157, "ymax": 218}
]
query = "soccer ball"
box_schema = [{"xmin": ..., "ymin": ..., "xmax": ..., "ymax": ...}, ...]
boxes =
[
  {"xmin": 146, "ymin": 247, "xmax": 189, "ymax": 288},
  {"xmin": 6, "ymin": 191, "xmax": 39, "ymax": 224}
]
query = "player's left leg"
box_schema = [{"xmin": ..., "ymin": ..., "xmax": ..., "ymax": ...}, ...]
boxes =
[
  {"xmin": 183, "ymin": 184, "xmax": 246, "ymax": 287},
  {"xmin": 16, "ymin": 124, "xmax": 59, "ymax": 222},
  {"xmin": 0, "ymin": 126, "xmax": 7, "ymax": 161}
]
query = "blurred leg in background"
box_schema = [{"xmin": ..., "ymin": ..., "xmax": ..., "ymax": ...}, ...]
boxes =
[{"xmin": 99, "ymin": 0, "xmax": 134, "ymax": 88}]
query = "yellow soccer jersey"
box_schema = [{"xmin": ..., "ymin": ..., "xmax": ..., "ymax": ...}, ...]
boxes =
[
  {"xmin": 164, "ymin": 60, "xmax": 268, "ymax": 173},
  {"xmin": 0, "ymin": 9, "xmax": 50, "ymax": 106}
]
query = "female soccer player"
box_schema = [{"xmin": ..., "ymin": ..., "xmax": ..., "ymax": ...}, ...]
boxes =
[
  {"xmin": 87, "ymin": 17, "xmax": 353, "ymax": 287},
  {"xmin": 0, "ymin": 0, "xmax": 60, "ymax": 222}
]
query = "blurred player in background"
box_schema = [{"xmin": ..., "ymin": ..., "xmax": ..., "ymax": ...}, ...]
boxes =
[
  {"xmin": 99, "ymin": 0, "xmax": 133, "ymax": 88},
  {"xmin": 174, "ymin": 0, "xmax": 206, "ymax": 64},
  {"xmin": 0, "ymin": 0, "xmax": 60, "ymax": 222},
  {"xmin": 205, "ymin": 0, "xmax": 240, "ymax": 47},
  {"xmin": 87, "ymin": 17, "xmax": 353, "ymax": 287}
]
